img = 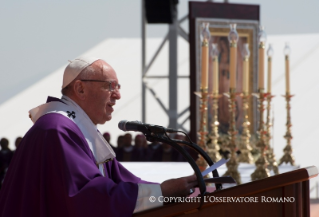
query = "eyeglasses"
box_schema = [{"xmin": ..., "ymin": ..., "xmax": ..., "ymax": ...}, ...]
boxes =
[{"xmin": 80, "ymin": 80, "xmax": 121, "ymax": 92}]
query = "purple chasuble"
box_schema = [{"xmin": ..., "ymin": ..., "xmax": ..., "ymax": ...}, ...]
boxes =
[{"xmin": 0, "ymin": 112, "xmax": 149, "ymax": 217}]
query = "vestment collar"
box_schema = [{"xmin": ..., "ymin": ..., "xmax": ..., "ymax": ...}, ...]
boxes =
[{"xmin": 29, "ymin": 96, "xmax": 116, "ymax": 165}]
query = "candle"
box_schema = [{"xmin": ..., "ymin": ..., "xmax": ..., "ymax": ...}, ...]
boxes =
[
  {"xmin": 267, "ymin": 44, "xmax": 274, "ymax": 93},
  {"xmin": 258, "ymin": 26, "xmax": 267, "ymax": 90},
  {"xmin": 230, "ymin": 46, "xmax": 237, "ymax": 89},
  {"xmin": 243, "ymin": 59, "xmax": 249, "ymax": 93},
  {"xmin": 267, "ymin": 57, "xmax": 272, "ymax": 93},
  {"xmin": 228, "ymin": 24, "xmax": 239, "ymax": 89},
  {"xmin": 285, "ymin": 57, "xmax": 290, "ymax": 93},
  {"xmin": 212, "ymin": 56, "xmax": 219, "ymax": 94},
  {"xmin": 284, "ymin": 43, "xmax": 291, "ymax": 94},
  {"xmin": 242, "ymin": 43, "xmax": 250, "ymax": 93},
  {"xmin": 201, "ymin": 43, "xmax": 209, "ymax": 89},
  {"xmin": 200, "ymin": 23, "xmax": 210, "ymax": 90},
  {"xmin": 211, "ymin": 43, "xmax": 219, "ymax": 94},
  {"xmin": 258, "ymin": 45, "xmax": 265, "ymax": 89}
]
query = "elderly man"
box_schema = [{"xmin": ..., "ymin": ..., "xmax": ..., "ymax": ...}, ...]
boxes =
[{"xmin": 0, "ymin": 58, "xmax": 197, "ymax": 217}]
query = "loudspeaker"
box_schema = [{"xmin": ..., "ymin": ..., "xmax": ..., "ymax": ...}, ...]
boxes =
[{"xmin": 144, "ymin": 0, "xmax": 179, "ymax": 24}]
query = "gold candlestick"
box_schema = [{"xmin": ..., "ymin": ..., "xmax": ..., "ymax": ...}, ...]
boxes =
[
  {"xmin": 251, "ymin": 88, "xmax": 270, "ymax": 180},
  {"xmin": 238, "ymin": 44, "xmax": 253, "ymax": 164},
  {"xmin": 265, "ymin": 94, "xmax": 279, "ymax": 174},
  {"xmin": 207, "ymin": 93, "xmax": 222, "ymax": 162},
  {"xmin": 265, "ymin": 46, "xmax": 279, "ymax": 174},
  {"xmin": 223, "ymin": 88, "xmax": 241, "ymax": 184},
  {"xmin": 238, "ymin": 92, "xmax": 254, "ymax": 164},
  {"xmin": 279, "ymin": 44, "xmax": 295, "ymax": 166},
  {"xmin": 196, "ymin": 22, "xmax": 211, "ymax": 171},
  {"xmin": 279, "ymin": 93, "xmax": 295, "ymax": 165},
  {"xmin": 249, "ymin": 133, "xmax": 259, "ymax": 158},
  {"xmin": 251, "ymin": 27, "xmax": 270, "ymax": 181},
  {"xmin": 196, "ymin": 88, "xmax": 209, "ymax": 171},
  {"xmin": 222, "ymin": 24, "xmax": 241, "ymax": 184},
  {"xmin": 207, "ymin": 44, "xmax": 222, "ymax": 162}
]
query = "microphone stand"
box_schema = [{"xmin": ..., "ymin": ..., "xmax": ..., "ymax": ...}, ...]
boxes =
[
  {"xmin": 171, "ymin": 139, "xmax": 222, "ymax": 191},
  {"xmin": 119, "ymin": 121, "xmax": 224, "ymax": 208},
  {"xmin": 145, "ymin": 131, "xmax": 208, "ymax": 208}
]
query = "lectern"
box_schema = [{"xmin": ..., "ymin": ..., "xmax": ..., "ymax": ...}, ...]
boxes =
[{"xmin": 134, "ymin": 166, "xmax": 318, "ymax": 217}]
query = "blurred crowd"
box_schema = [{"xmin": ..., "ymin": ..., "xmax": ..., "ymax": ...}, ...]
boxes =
[
  {"xmin": 0, "ymin": 137, "xmax": 22, "ymax": 190},
  {"xmin": 103, "ymin": 132, "xmax": 198, "ymax": 162},
  {"xmin": 0, "ymin": 133, "xmax": 198, "ymax": 190}
]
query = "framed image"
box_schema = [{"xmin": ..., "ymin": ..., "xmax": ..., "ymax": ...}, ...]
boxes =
[
  {"xmin": 189, "ymin": 2, "xmax": 260, "ymax": 142},
  {"xmin": 201, "ymin": 19, "xmax": 259, "ymax": 134}
]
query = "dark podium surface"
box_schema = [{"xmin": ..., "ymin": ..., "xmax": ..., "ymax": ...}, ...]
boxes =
[{"xmin": 134, "ymin": 166, "xmax": 318, "ymax": 217}]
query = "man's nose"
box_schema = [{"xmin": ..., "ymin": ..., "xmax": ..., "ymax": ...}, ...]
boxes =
[{"xmin": 111, "ymin": 90, "xmax": 121, "ymax": 100}]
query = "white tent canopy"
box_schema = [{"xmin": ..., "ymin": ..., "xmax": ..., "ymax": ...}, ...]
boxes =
[{"xmin": 0, "ymin": 34, "xmax": 318, "ymax": 195}]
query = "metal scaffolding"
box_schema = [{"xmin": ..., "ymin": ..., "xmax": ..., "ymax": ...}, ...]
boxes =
[{"xmin": 141, "ymin": 0, "xmax": 189, "ymax": 131}]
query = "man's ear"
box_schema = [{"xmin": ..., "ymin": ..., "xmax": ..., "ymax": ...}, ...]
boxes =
[{"xmin": 73, "ymin": 80, "xmax": 86, "ymax": 100}]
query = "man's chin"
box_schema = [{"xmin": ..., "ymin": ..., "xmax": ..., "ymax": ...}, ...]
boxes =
[
  {"xmin": 104, "ymin": 115, "xmax": 112, "ymax": 123},
  {"xmin": 96, "ymin": 115, "xmax": 112, "ymax": 125}
]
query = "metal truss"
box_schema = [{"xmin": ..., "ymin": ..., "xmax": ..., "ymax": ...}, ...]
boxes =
[{"xmin": 141, "ymin": 0, "xmax": 190, "ymax": 131}]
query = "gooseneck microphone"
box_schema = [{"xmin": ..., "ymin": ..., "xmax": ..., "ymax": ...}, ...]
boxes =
[
  {"xmin": 118, "ymin": 120, "xmax": 177, "ymax": 134},
  {"xmin": 119, "ymin": 120, "xmax": 222, "ymax": 193}
]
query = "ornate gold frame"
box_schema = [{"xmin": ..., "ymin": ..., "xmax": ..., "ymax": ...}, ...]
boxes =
[{"xmin": 195, "ymin": 18, "xmax": 259, "ymax": 134}]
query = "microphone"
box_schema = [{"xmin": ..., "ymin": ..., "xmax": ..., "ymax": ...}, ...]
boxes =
[{"xmin": 118, "ymin": 120, "xmax": 177, "ymax": 134}]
